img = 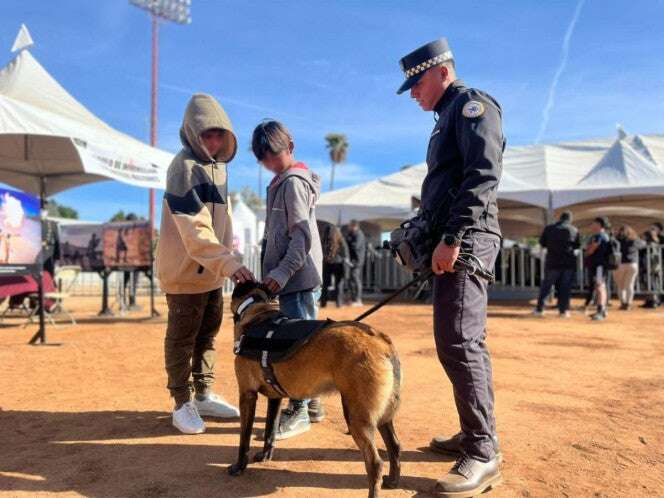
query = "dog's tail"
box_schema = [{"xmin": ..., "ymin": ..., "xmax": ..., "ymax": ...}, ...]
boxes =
[{"xmin": 378, "ymin": 346, "xmax": 402, "ymax": 426}]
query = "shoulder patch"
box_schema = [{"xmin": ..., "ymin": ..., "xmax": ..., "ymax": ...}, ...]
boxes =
[{"xmin": 462, "ymin": 100, "xmax": 485, "ymax": 118}]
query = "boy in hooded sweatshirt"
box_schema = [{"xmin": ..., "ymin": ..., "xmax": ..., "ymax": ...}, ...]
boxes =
[
  {"xmin": 251, "ymin": 120, "xmax": 324, "ymax": 440},
  {"xmin": 156, "ymin": 94, "xmax": 255, "ymax": 435}
]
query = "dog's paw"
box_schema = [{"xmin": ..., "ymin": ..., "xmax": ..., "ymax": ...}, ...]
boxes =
[
  {"xmin": 252, "ymin": 449, "xmax": 274, "ymax": 462},
  {"xmin": 227, "ymin": 463, "xmax": 246, "ymax": 476},
  {"xmin": 381, "ymin": 476, "xmax": 399, "ymax": 489}
]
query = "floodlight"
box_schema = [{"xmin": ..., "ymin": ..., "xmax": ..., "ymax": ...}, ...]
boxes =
[{"xmin": 129, "ymin": 0, "xmax": 191, "ymax": 24}]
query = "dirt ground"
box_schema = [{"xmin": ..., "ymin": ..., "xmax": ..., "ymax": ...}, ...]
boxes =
[{"xmin": 1, "ymin": 294, "xmax": 663, "ymax": 498}]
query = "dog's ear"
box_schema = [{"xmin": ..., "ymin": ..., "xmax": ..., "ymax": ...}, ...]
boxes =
[
  {"xmin": 231, "ymin": 280, "xmax": 274, "ymax": 302},
  {"xmin": 231, "ymin": 280, "xmax": 258, "ymax": 301}
]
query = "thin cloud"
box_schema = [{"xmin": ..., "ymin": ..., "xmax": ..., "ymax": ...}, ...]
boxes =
[{"xmin": 535, "ymin": 0, "xmax": 585, "ymax": 144}]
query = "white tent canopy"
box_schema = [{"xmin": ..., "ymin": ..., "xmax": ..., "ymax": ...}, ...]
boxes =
[
  {"xmin": 230, "ymin": 194, "xmax": 261, "ymax": 255},
  {"xmin": 0, "ymin": 31, "xmax": 172, "ymax": 197},
  {"xmin": 316, "ymin": 165, "xmax": 424, "ymax": 228},
  {"xmin": 317, "ymin": 131, "xmax": 664, "ymax": 237}
]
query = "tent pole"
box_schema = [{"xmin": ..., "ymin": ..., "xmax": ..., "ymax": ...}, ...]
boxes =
[
  {"xmin": 149, "ymin": 13, "xmax": 160, "ymax": 318},
  {"xmin": 29, "ymin": 175, "xmax": 47, "ymax": 345}
]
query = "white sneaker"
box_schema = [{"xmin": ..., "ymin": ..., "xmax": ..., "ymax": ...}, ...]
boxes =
[
  {"xmin": 351, "ymin": 300, "xmax": 363, "ymax": 307},
  {"xmin": 532, "ymin": 309, "xmax": 544, "ymax": 317},
  {"xmin": 559, "ymin": 310, "xmax": 571, "ymax": 318},
  {"xmin": 172, "ymin": 401, "xmax": 205, "ymax": 434},
  {"xmin": 194, "ymin": 393, "xmax": 240, "ymax": 418}
]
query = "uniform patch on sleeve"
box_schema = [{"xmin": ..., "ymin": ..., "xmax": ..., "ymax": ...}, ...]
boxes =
[{"xmin": 462, "ymin": 100, "xmax": 485, "ymax": 118}]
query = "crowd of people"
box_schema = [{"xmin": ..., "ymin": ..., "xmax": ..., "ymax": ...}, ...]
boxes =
[
  {"xmin": 318, "ymin": 219, "xmax": 366, "ymax": 308},
  {"xmin": 534, "ymin": 212, "xmax": 664, "ymax": 321}
]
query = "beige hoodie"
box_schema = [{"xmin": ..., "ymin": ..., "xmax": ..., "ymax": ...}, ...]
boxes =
[{"xmin": 155, "ymin": 94, "xmax": 242, "ymax": 294}]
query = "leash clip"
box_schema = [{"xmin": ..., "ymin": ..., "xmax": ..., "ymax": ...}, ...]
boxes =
[{"xmin": 233, "ymin": 335, "xmax": 244, "ymax": 355}]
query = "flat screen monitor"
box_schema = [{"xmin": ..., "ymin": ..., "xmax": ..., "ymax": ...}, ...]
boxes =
[{"xmin": 0, "ymin": 187, "xmax": 41, "ymax": 275}]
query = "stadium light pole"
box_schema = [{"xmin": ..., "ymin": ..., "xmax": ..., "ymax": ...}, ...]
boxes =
[
  {"xmin": 130, "ymin": 0, "xmax": 190, "ymax": 317},
  {"xmin": 129, "ymin": 0, "xmax": 191, "ymax": 231}
]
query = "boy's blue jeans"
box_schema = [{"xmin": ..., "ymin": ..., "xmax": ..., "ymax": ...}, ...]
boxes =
[
  {"xmin": 278, "ymin": 288, "xmax": 321, "ymax": 411},
  {"xmin": 279, "ymin": 289, "xmax": 320, "ymax": 320}
]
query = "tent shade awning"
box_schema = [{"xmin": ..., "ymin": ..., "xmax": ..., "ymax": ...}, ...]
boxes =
[{"xmin": 0, "ymin": 48, "xmax": 173, "ymax": 197}]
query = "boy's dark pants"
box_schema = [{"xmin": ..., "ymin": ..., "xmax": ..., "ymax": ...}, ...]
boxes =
[
  {"xmin": 165, "ymin": 289, "xmax": 223, "ymax": 407},
  {"xmin": 432, "ymin": 232, "xmax": 500, "ymax": 462}
]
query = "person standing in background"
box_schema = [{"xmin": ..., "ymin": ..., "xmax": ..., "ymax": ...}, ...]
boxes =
[
  {"xmin": 345, "ymin": 219, "xmax": 366, "ymax": 306},
  {"xmin": 585, "ymin": 217, "xmax": 611, "ymax": 321},
  {"xmin": 533, "ymin": 211, "xmax": 580, "ymax": 318},
  {"xmin": 614, "ymin": 225, "xmax": 644, "ymax": 310}
]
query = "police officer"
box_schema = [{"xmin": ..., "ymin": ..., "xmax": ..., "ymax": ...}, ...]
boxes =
[{"xmin": 397, "ymin": 39, "xmax": 503, "ymax": 496}]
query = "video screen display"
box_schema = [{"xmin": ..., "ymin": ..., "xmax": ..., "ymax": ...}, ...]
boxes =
[{"xmin": 0, "ymin": 187, "xmax": 41, "ymax": 272}]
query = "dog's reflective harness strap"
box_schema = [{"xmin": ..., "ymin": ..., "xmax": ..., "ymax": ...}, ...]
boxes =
[
  {"xmin": 234, "ymin": 297, "xmax": 255, "ymax": 323},
  {"xmin": 259, "ymin": 329, "xmax": 290, "ymax": 397}
]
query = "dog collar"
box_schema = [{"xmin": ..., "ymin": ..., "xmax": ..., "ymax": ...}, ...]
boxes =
[{"xmin": 235, "ymin": 297, "xmax": 255, "ymax": 320}]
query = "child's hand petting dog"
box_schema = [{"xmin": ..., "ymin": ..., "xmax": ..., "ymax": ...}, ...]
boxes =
[
  {"xmin": 232, "ymin": 266, "xmax": 256, "ymax": 284},
  {"xmin": 262, "ymin": 277, "xmax": 281, "ymax": 295}
]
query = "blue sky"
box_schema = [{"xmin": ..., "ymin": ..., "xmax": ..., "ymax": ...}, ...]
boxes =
[{"xmin": 2, "ymin": 0, "xmax": 664, "ymax": 222}]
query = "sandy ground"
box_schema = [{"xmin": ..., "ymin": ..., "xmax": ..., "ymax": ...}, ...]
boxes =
[{"xmin": 1, "ymin": 294, "xmax": 663, "ymax": 498}]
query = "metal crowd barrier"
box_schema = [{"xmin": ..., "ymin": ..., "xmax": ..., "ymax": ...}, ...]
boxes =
[
  {"xmin": 364, "ymin": 244, "xmax": 664, "ymax": 296},
  {"xmin": 62, "ymin": 243, "xmax": 663, "ymax": 299}
]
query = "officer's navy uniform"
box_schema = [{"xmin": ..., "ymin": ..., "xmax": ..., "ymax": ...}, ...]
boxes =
[{"xmin": 422, "ymin": 79, "xmax": 503, "ymax": 463}]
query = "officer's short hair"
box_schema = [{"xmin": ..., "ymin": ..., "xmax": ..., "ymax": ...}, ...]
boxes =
[
  {"xmin": 559, "ymin": 211, "xmax": 572, "ymax": 222},
  {"xmin": 251, "ymin": 120, "xmax": 293, "ymax": 161},
  {"xmin": 441, "ymin": 59, "xmax": 456, "ymax": 71}
]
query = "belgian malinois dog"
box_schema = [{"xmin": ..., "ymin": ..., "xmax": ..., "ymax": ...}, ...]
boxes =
[{"xmin": 228, "ymin": 281, "xmax": 402, "ymax": 498}]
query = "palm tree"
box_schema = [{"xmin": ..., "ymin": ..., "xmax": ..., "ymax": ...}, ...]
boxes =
[{"xmin": 325, "ymin": 133, "xmax": 349, "ymax": 191}]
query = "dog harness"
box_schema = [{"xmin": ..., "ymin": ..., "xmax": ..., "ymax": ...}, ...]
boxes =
[{"xmin": 234, "ymin": 303, "xmax": 331, "ymax": 397}]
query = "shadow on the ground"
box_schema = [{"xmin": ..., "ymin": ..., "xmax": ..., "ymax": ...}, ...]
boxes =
[{"xmin": 0, "ymin": 410, "xmax": 441, "ymax": 497}]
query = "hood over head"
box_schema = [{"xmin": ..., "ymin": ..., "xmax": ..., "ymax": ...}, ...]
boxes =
[{"xmin": 179, "ymin": 93, "xmax": 238, "ymax": 163}]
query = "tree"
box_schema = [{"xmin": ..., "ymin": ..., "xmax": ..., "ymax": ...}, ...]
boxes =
[
  {"xmin": 46, "ymin": 199, "xmax": 78, "ymax": 219},
  {"xmin": 109, "ymin": 210, "xmax": 144, "ymax": 222},
  {"xmin": 230, "ymin": 187, "xmax": 264, "ymax": 213},
  {"xmin": 325, "ymin": 133, "xmax": 349, "ymax": 191}
]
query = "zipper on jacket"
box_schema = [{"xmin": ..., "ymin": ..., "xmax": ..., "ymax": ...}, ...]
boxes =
[{"xmin": 197, "ymin": 160, "xmax": 217, "ymax": 275}]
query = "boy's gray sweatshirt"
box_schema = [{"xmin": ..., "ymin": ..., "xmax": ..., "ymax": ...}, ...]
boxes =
[{"xmin": 262, "ymin": 163, "xmax": 323, "ymax": 295}]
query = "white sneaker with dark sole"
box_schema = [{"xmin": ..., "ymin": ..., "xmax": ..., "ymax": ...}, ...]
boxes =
[
  {"xmin": 194, "ymin": 393, "xmax": 240, "ymax": 418},
  {"xmin": 275, "ymin": 407, "xmax": 311, "ymax": 441},
  {"xmin": 172, "ymin": 401, "xmax": 205, "ymax": 434}
]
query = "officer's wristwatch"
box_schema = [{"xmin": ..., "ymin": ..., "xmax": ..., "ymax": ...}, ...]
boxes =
[{"xmin": 442, "ymin": 233, "xmax": 462, "ymax": 248}]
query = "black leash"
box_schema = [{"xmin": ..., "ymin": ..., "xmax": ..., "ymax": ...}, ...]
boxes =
[{"xmin": 353, "ymin": 253, "xmax": 495, "ymax": 322}]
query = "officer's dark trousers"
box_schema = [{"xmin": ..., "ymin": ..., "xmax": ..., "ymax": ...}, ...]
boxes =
[{"xmin": 433, "ymin": 232, "xmax": 500, "ymax": 462}]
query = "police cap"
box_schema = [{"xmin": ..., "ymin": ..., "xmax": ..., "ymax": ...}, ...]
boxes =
[{"xmin": 396, "ymin": 38, "xmax": 453, "ymax": 95}]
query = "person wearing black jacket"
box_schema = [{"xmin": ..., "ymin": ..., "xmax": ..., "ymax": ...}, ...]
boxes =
[
  {"xmin": 533, "ymin": 212, "xmax": 580, "ymax": 317},
  {"xmin": 345, "ymin": 219, "xmax": 366, "ymax": 306},
  {"xmin": 396, "ymin": 39, "xmax": 503, "ymax": 496},
  {"xmin": 319, "ymin": 222, "xmax": 349, "ymax": 308}
]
